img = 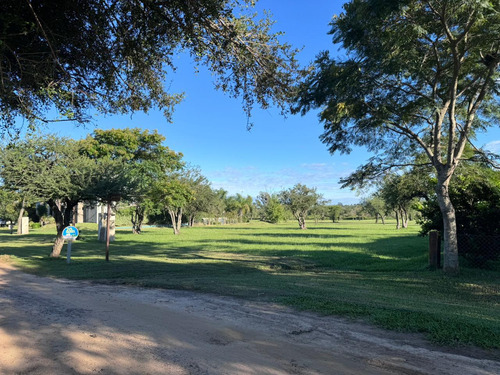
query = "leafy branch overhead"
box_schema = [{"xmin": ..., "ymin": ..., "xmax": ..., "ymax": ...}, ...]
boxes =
[
  {"xmin": 295, "ymin": 0, "xmax": 500, "ymax": 171},
  {"xmin": 0, "ymin": 0, "xmax": 301, "ymax": 135}
]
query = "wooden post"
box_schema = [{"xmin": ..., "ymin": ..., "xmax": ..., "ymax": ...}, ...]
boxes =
[
  {"xmin": 105, "ymin": 200, "xmax": 111, "ymax": 262},
  {"xmin": 429, "ymin": 230, "xmax": 441, "ymax": 269},
  {"xmin": 105, "ymin": 195, "xmax": 120, "ymax": 262}
]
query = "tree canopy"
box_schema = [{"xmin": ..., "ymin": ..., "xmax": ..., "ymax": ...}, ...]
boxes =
[
  {"xmin": 0, "ymin": 187, "xmax": 19, "ymax": 232},
  {"xmin": 79, "ymin": 128, "xmax": 184, "ymax": 233},
  {"xmin": 297, "ymin": 0, "xmax": 500, "ymax": 165},
  {"xmin": 418, "ymin": 163, "xmax": 500, "ymax": 238},
  {"xmin": 183, "ymin": 169, "xmax": 219, "ymax": 227},
  {"xmin": 279, "ymin": 183, "xmax": 321, "ymax": 229},
  {"xmin": 151, "ymin": 174, "xmax": 195, "ymax": 235},
  {"xmin": 0, "ymin": 0, "xmax": 300, "ymax": 136},
  {"xmin": 0, "ymin": 134, "xmax": 98, "ymax": 255},
  {"xmin": 256, "ymin": 192, "xmax": 287, "ymax": 224},
  {"xmin": 80, "ymin": 128, "xmax": 182, "ymax": 167}
]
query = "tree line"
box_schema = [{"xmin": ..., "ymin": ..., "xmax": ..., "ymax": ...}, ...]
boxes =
[
  {"xmin": 0, "ymin": 129, "xmax": 324, "ymax": 256},
  {"xmin": 2, "ymin": 128, "xmax": 498, "ymax": 268},
  {"xmin": 0, "ymin": 129, "xmax": 370, "ymax": 248}
]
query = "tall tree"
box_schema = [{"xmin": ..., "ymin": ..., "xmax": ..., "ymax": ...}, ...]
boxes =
[
  {"xmin": 213, "ymin": 188, "xmax": 229, "ymax": 224},
  {"xmin": 0, "ymin": 0, "xmax": 299, "ymax": 136},
  {"xmin": 0, "ymin": 188, "xmax": 20, "ymax": 234},
  {"xmin": 295, "ymin": 0, "xmax": 500, "ymax": 274},
  {"xmin": 227, "ymin": 193, "xmax": 254, "ymax": 223},
  {"xmin": 279, "ymin": 184, "xmax": 321, "ymax": 229},
  {"xmin": 256, "ymin": 192, "xmax": 287, "ymax": 224},
  {"xmin": 310, "ymin": 199, "xmax": 329, "ymax": 223},
  {"xmin": 378, "ymin": 174, "xmax": 414, "ymax": 229},
  {"xmin": 151, "ymin": 174, "xmax": 195, "ymax": 235},
  {"xmin": 328, "ymin": 204, "xmax": 342, "ymax": 223},
  {"xmin": 80, "ymin": 128, "xmax": 183, "ymax": 233},
  {"xmin": 182, "ymin": 169, "xmax": 217, "ymax": 227},
  {"xmin": 0, "ymin": 135, "xmax": 98, "ymax": 256},
  {"xmin": 362, "ymin": 196, "xmax": 387, "ymax": 224}
]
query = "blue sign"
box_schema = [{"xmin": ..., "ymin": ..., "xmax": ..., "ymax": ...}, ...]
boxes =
[{"xmin": 62, "ymin": 226, "xmax": 79, "ymax": 240}]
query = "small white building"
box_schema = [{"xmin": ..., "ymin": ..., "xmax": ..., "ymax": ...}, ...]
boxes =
[{"xmin": 76, "ymin": 201, "xmax": 108, "ymax": 224}]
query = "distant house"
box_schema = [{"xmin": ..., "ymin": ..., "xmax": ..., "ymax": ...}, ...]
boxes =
[
  {"xmin": 36, "ymin": 201, "xmax": 111, "ymax": 226},
  {"xmin": 76, "ymin": 202, "xmax": 106, "ymax": 224}
]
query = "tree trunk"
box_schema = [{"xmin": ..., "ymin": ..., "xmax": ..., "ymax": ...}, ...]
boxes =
[
  {"xmin": 375, "ymin": 213, "xmax": 379, "ymax": 224},
  {"xmin": 381, "ymin": 215, "xmax": 385, "ymax": 225},
  {"xmin": 402, "ymin": 207, "xmax": 408, "ymax": 228},
  {"xmin": 52, "ymin": 234, "xmax": 65, "ymax": 257},
  {"xmin": 176, "ymin": 208, "xmax": 183, "ymax": 234},
  {"xmin": 72, "ymin": 205, "xmax": 77, "ymax": 225},
  {"xmin": 435, "ymin": 179, "xmax": 459, "ymax": 275},
  {"xmin": 64, "ymin": 201, "xmax": 76, "ymax": 227},
  {"xmin": 168, "ymin": 208, "xmax": 180, "ymax": 235},
  {"xmin": 299, "ymin": 216, "xmax": 306, "ymax": 230},
  {"xmin": 131, "ymin": 206, "xmax": 144, "ymax": 234},
  {"xmin": 395, "ymin": 210, "xmax": 400, "ymax": 229},
  {"xmin": 49, "ymin": 200, "xmax": 65, "ymax": 257},
  {"xmin": 16, "ymin": 196, "xmax": 26, "ymax": 235},
  {"xmin": 48, "ymin": 199, "xmax": 78, "ymax": 257},
  {"xmin": 131, "ymin": 211, "xmax": 138, "ymax": 234}
]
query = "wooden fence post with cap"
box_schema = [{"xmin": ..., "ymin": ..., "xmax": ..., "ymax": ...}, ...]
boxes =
[{"xmin": 429, "ymin": 230, "xmax": 441, "ymax": 269}]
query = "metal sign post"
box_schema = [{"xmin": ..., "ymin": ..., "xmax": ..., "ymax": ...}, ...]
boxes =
[
  {"xmin": 105, "ymin": 195, "xmax": 121, "ymax": 262},
  {"xmin": 62, "ymin": 226, "xmax": 79, "ymax": 264},
  {"xmin": 66, "ymin": 240, "xmax": 73, "ymax": 264}
]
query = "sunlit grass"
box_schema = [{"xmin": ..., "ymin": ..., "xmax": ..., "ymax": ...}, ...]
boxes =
[{"xmin": 1, "ymin": 220, "xmax": 499, "ymax": 349}]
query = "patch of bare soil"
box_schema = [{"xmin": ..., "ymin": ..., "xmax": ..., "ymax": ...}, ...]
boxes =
[{"xmin": 0, "ymin": 261, "xmax": 498, "ymax": 375}]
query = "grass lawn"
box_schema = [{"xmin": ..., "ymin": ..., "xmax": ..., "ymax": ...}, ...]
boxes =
[{"xmin": 1, "ymin": 220, "xmax": 499, "ymax": 349}]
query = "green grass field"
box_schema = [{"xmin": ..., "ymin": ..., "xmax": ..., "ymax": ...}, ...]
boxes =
[{"xmin": 1, "ymin": 220, "xmax": 499, "ymax": 349}]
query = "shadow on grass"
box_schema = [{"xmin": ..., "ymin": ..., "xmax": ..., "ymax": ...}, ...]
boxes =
[
  {"xmin": 245, "ymin": 232, "xmax": 352, "ymax": 239},
  {"xmin": 1, "ymin": 224, "xmax": 427, "ymax": 274},
  {"xmin": 1, "ymin": 225, "xmax": 499, "ymax": 349}
]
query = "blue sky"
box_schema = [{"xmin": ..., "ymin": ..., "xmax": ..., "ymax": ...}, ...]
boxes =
[{"xmin": 33, "ymin": 1, "xmax": 500, "ymax": 204}]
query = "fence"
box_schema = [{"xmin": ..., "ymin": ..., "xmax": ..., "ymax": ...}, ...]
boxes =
[
  {"xmin": 428, "ymin": 232, "xmax": 500, "ymax": 270},
  {"xmin": 457, "ymin": 234, "xmax": 500, "ymax": 269}
]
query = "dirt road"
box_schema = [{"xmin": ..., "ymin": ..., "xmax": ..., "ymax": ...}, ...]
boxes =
[{"xmin": 0, "ymin": 261, "xmax": 498, "ymax": 375}]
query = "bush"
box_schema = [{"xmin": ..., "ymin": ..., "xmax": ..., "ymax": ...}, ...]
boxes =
[
  {"xmin": 263, "ymin": 199, "xmax": 287, "ymax": 223},
  {"xmin": 457, "ymin": 234, "xmax": 500, "ymax": 268},
  {"xmin": 417, "ymin": 167, "xmax": 500, "ymax": 267}
]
